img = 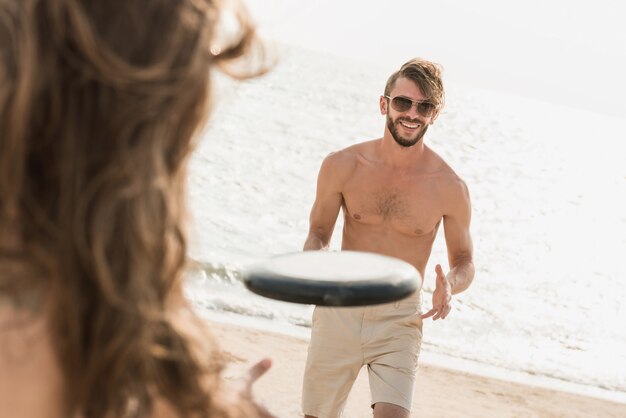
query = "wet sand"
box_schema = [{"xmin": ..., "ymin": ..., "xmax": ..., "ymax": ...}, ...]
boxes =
[{"xmin": 212, "ymin": 321, "xmax": 626, "ymax": 418}]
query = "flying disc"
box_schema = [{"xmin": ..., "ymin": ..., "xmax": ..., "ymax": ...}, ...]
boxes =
[{"xmin": 243, "ymin": 251, "xmax": 421, "ymax": 306}]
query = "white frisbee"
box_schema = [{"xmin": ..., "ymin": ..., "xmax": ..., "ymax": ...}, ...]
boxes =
[{"xmin": 243, "ymin": 251, "xmax": 421, "ymax": 306}]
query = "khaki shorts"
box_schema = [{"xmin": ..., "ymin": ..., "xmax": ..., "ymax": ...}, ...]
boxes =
[{"xmin": 302, "ymin": 292, "xmax": 422, "ymax": 418}]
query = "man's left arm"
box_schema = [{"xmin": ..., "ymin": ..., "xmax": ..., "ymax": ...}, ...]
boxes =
[
  {"xmin": 442, "ymin": 178, "xmax": 475, "ymax": 295},
  {"xmin": 422, "ymin": 177, "xmax": 474, "ymax": 320}
]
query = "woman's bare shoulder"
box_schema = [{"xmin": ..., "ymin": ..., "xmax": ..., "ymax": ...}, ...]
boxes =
[{"xmin": 0, "ymin": 305, "xmax": 65, "ymax": 418}]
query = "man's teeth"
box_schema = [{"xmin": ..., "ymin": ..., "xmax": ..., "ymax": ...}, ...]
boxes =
[{"xmin": 400, "ymin": 121, "xmax": 419, "ymax": 129}]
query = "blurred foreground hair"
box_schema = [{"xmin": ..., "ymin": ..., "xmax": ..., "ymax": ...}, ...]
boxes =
[{"xmin": 0, "ymin": 0, "xmax": 266, "ymax": 416}]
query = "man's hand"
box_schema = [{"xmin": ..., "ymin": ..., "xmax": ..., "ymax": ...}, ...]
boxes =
[{"xmin": 421, "ymin": 264, "xmax": 452, "ymax": 320}]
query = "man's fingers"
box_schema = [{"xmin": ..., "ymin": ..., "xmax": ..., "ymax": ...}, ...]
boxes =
[
  {"xmin": 433, "ymin": 307, "xmax": 443, "ymax": 320},
  {"xmin": 435, "ymin": 264, "xmax": 444, "ymax": 277},
  {"xmin": 438, "ymin": 304, "xmax": 452, "ymax": 320},
  {"xmin": 246, "ymin": 358, "xmax": 272, "ymax": 386},
  {"xmin": 421, "ymin": 308, "xmax": 437, "ymax": 319},
  {"xmin": 429, "ymin": 303, "xmax": 453, "ymax": 320}
]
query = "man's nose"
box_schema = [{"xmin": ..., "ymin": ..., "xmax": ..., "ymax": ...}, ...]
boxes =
[{"xmin": 405, "ymin": 104, "xmax": 420, "ymax": 119}]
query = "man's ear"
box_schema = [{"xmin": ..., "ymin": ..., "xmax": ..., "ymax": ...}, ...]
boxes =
[
  {"xmin": 430, "ymin": 109, "xmax": 441, "ymax": 124},
  {"xmin": 379, "ymin": 95, "xmax": 388, "ymax": 115}
]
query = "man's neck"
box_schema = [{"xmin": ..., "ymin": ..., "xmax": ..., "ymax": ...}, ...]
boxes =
[{"xmin": 379, "ymin": 133, "xmax": 428, "ymax": 169}]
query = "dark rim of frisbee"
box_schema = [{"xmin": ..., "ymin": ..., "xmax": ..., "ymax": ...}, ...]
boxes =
[{"xmin": 243, "ymin": 268, "xmax": 419, "ymax": 306}]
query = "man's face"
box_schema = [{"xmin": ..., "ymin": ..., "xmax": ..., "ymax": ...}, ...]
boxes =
[{"xmin": 382, "ymin": 77, "xmax": 437, "ymax": 148}]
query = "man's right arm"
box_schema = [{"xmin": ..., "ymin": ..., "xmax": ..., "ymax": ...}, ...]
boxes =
[{"xmin": 303, "ymin": 153, "xmax": 346, "ymax": 251}]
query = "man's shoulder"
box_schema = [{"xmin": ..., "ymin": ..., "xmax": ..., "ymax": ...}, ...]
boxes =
[
  {"xmin": 324, "ymin": 139, "xmax": 379, "ymax": 168},
  {"xmin": 424, "ymin": 147, "xmax": 469, "ymax": 195},
  {"xmin": 335, "ymin": 138, "xmax": 379, "ymax": 157},
  {"xmin": 319, "ymin": 139, "xmax": 379, "ymax": 186}
]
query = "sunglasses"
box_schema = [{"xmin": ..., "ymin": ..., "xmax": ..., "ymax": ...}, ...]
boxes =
[{"xmin": 384, "ymin": 95, "xmax": 436, "ymax": 116}]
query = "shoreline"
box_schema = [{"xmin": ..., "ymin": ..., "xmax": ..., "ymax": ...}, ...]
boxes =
[
  {"xmin": 202, "ymin": 311, "xmax": 626, "ymax": 405},
  {"xmin": 210, "ymin": 319, "xmax": 626, "ymax": 418}
]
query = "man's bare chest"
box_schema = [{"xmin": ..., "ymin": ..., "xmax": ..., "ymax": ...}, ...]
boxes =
[{"xmin": 341, "ymin": 171, "xmax": 443, "ymax": 237}]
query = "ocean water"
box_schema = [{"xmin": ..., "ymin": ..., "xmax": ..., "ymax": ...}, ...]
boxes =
[{"xmin": 184, "ymin": 46, "xmax": 626, "ymax": 401}]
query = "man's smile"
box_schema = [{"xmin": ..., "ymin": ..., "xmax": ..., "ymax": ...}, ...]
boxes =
[{"xmin": 399, "ymin": 120, "xmax": 420, "ymax": 129}]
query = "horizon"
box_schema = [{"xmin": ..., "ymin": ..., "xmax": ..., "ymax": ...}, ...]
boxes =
[{"xmin": 245, "ymin": 0, "xmax": 626, "ymax": 121}]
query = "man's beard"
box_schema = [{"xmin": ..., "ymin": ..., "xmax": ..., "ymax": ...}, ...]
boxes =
[{"xmin": 386, "ymin": 114, "xmax": 429, "ymax": 147}]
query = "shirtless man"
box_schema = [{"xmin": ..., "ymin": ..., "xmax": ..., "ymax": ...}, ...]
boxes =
[{"xmin": 301, "ymin": 58, "xmax": 475, "ymax": 418}]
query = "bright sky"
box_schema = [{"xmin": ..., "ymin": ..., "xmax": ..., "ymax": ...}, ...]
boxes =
[{"xmin": 244, "ymin": 0, "xmax": 626, "ymax": 119}]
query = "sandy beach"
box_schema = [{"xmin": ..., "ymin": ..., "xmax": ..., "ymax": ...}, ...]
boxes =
[{"xmin": 212, "ymin": 321, "xmax": 626, "ymax": 418}]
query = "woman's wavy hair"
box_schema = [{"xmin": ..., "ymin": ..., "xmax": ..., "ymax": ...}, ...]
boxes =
[{"xmin": 0, "ymin": 0, "xmax": 265, "ymax": 416}]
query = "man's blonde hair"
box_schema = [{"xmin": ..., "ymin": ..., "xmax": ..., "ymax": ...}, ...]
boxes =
[{"xmin": 384, "ymin": 58, "xmax": 445, "ymax": 109}]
